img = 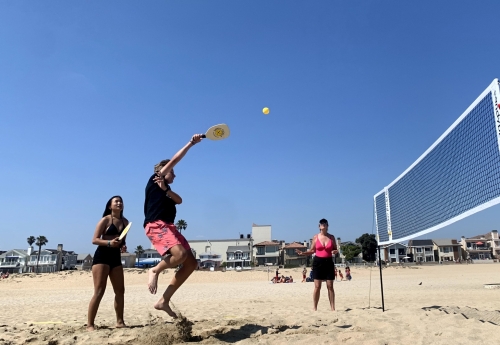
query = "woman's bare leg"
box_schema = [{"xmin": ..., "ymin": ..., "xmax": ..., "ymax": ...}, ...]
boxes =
[
  {"xmin": 109, "ymin": 265, "xmax": 126, "ymax": 328},
  {"xmin": 154, "ymin": 251, "xmax": 198, "ymax": 318},
  {"xmin": 326, "ymin": 280, "xmax": 335, "ymax": 311},
  {"xmin": 148, "ymin": 245, "xmax": 188, "ymax": 294},
  {"xmin": 87, "ymin": 264, "xmax": 109, "ymax": 331},
  {"xmin": 313, "ymin": 279, "xmax": 322, "ymax": 311}
]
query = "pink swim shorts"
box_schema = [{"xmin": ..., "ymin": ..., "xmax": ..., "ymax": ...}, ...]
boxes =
[{"xmin": 145, "ymin": 220, "xmax": 191, "ymax": 256}]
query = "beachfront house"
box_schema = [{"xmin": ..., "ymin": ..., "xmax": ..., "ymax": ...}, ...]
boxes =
[
  {"xmin": 254, "ymin": 241, "xmax": 281, "ymax": 266},
  {"xmin": 28, "ymin": 244, "xmax": 77, "ymax": 273},
  {"xmin": 137, "ymin": 249, "xmax": 162, "ymax": 260},
  {"xmin": 120, "ymin": 252, "xmax": 137, "ymax": 268},
  {"xmin": 380, "ymin": 243, "xmax": 407, "ymax": 263},
  {"xmin": 225, "ymin": 246, "xmax": 252, "ymax": 269},
  {"xmin": 0, "ymin": 249, "xmax": 31, "ymax": 274},
  {"xmin": 459, "ymin": 234, "xmax": 495, "ymax": 261},
  {"xmin": 198, "ymin": 251, "xmax": 223, "ymax": 269},
  {"xmin": 407, "ymin": 239, "xmax": 435, "ymax": 262},
  {"xmin": 432, "ymin": 239, "xmax": 462, "ymax": 262},
  {"xmin": 76, "ymin": 253, "xmax": 93, "ymax": 270},
  {"xmin": 281, "ymin": 242, "xmax": 308, "ymax": 267}
]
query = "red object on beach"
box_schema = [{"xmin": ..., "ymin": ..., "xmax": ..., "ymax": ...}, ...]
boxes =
[{"xmin": 476, "ymin": 241, "xmax": 484, "ymax": 245}]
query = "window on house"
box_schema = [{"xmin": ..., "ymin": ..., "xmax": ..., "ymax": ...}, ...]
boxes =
[
  {"xmin": 398, "ymin": 249, "xmax": 405, "ymax": 255},
  {"xmin": 257, "ymin": 247, "xmax": 265, "ymax": 255},
  {"xmin": 266, "ymin": 246, "xmax": 277, "ymax": 253},
  {"xmin": 444, "ymin": 247, "xmax": 450, "ymax": 253},
  {"xmin": 425, "ymin": 248, "xmax": 431, "ymax": 252},
  {"xmin": 416, "ymin": 248, "xmax": 422, "ymax": 253},
  {"xmin": 389, "ymin": 249, "xmax": 395, "ymax": 255}
]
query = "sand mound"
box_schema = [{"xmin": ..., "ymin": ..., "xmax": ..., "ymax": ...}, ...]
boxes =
[{"xmin": 141, "ymin": 314, "xmax": 193, "ymax": 345}]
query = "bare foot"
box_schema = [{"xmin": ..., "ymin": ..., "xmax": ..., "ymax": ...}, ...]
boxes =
[
  {"xmin": 148, "ymin": 269, "xmax": 159, "ymax": 294},
  {"xmin": 154, "ymin": 300, "xmax": 178, "ymax": 318},
  {"xmin": 87, "ymin": 325, "xmax": 96, "ymax": 331},
  {"xmin": 116, "ymin": 321, "xmax": 127, "ymax": 328}
]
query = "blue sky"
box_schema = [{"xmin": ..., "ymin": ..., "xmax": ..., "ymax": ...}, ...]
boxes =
[{"xmin": 2, "ymin": 1, "xmax": 500, "ymax": 254}]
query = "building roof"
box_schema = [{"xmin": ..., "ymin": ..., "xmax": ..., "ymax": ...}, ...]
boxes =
[
  {"xmin": 408, "ymin": 239, "xmax": 433, "ymax": 247},
  {"xmin": 380, "ymin": 242, "xmax": 407, "ymax": 249},
  {"xmin": 254, "ymin": 241, "xmax": 280, "ymax": 246},
  {"xmin": 77, "ymin": 253, "xmax": 92, "ymax": 260},
  {"xmin": 226, "ymin": 246, "xmax": 251, "ymax": 253},
  {"xmin": 284, "ymin": 242, "xmax": 306, "ymax": 249},
  {"xmin": 468, "ymin": 231, "xmax": 498, "ymax": 240},
  {"xmin": 433, "ymin": 239, "xmax": 461, "ymax": 247},
  {"xmin": 187, "ymin": 238, "xmax": 247, "ymax": 243},
  {"xmin": 0, "ymin": 249, "xmax": 29, "ymax": 258}
]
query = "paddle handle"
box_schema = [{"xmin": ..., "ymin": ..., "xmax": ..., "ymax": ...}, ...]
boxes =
[{"xmin": 201, "ymin": 134, "xmax": 206, "ymax": 138}]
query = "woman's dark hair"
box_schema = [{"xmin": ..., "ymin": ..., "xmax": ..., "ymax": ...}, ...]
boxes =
[
  {"xmin": 319, "ymin": 218, "xmax": 329, "ymax": 225},
  {"xmin": 103, "ymin": 195, "xmax": 124, "ymax": 218}
]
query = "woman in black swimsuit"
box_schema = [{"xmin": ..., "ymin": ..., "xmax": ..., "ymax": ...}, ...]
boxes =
[{"xmin": 87, "ymin": 196, "xmax": 129, "ymax": 331}]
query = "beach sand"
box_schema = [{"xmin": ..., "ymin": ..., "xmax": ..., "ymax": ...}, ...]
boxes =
[{"xmin": 1, "ymin": 263, "xmax": 500, "ymax": 344}]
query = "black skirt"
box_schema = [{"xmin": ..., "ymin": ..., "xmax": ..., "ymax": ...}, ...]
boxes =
[{"xmin": 312, "ymin": 256, "xmax": 335, "ymax": 281}]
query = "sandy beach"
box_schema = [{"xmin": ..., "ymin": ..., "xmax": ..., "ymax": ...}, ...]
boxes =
[{"xmin": 1, "ymin": 263, "xmax": 500, "ymax": 345}]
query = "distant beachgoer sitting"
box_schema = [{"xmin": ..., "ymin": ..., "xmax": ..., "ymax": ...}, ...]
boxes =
[
  {"xmin": 0, "ymin": 273, "xmax": 4, "ymax": 279},
  {"xmin": 289, "ymin": 276, "xmax": 293, "ymax": 283},
  {"xmin": 302, "ymin": 268, "xmax": 307, "ymax": 283},
  {"xmin": 345, "ymin": 267, "xmax": 351, "ymax": 281},
  {"xmin": 3, "ymin": 272, "xmax": 9, "ymax": 279}
]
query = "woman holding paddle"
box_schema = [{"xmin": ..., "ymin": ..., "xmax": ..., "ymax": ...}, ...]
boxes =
[
  {"xmin": 87, "ymin": 195, "xmax": 129, "ymax": 331},
  {"xmin": 296, "ymin": 219, "xmax": 338, "ymax": 311},
  {"xmin": 144, "ymin": 133, "xmax": 204, "ymax": 318}
]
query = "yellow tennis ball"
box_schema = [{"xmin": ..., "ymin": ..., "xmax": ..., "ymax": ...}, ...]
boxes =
[{"xmin": 263, "ymin": 107, "xmax": 270, "ymax": 115}]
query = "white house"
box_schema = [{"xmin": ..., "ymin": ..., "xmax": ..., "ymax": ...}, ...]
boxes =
[
  {"xmin": 198, "ymin": 251, "xmax": 223, "ymax": 269},
  {"xmin": 226, "ymin": 246, "xmax": 252, "ymax": 269},
  {"xmin": 0, "ymin": 249, "xmax": 31, "ymax": 274},
  {"xmin": 380, "ymin": 243, "xmax": 408, "ymax": 263},
  {"xmin": 407, "ymin": 239, "xmax": 435, "ymax": 262},
  {"xmin": 28, "ymin": 244, "xmax": 77, "ymax": 273}
]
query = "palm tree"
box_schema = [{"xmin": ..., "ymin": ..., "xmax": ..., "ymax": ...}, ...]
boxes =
[
  {"xmin": 176, "ymin": 219, "xmax": 187, "ymax": 234},
  {"xmin": 27, "ymin": 236, "xmax": 35, "ymax": 247},
  {"xmin": 35, "ymin": 236, "xmax": 48, "ymax": 273},
  {"xmin": 135, "ymin": 245, "xmax": 145, "ymax": 267}
]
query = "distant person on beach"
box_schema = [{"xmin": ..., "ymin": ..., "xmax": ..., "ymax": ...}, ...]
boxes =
[
  {"xmin": 334, "ymin": 267, "xmax": 338, "ymax": 281},
  {"xmin": 276, "ymin": 268, "xmax": 279, "ymax": 281},
  {"xmin": 345, "ymin": 267, "xmax": 351, "ymax": 281},
  {"xmin": 302, "ymin": 267, "xmax": 307, "ymax": 282},
  {"xmin": 144, "ymin": 133, "xmax": 203, "ymax": 318},
  {"xmin": 296, "ymin": 219, "xmax": 338, "ymax": 311},
  {"xmin": 87, "ymin": 196, "xmax": 129, "ymax": 331},
  {"xmin": 338, "ymin": 269, "xmax": 344, "ymax": 281}
]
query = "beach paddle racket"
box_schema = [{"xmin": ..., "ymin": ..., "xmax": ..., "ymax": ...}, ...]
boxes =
[
  {"xmin": 201, "ymin": 124, "xmax": 230, "ymax": 141},
  {"xmin": 119, "ymin": 222, "xmax": 132, "ymax": 240}
]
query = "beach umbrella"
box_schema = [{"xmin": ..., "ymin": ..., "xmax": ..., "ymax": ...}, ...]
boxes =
[{"xmin": 476, "ymin": 242, "xmax": 484, "ymax": 245}]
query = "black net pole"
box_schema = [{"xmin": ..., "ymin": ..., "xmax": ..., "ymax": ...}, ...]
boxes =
[{"xmin": 378, "ymin": 245, "xmax": 385, "ymax": 312}]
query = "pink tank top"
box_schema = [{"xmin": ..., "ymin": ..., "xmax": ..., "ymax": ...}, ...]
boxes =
[{"xmin": 315, "ymin": 236, "xmax": 333, "ymax": 258}]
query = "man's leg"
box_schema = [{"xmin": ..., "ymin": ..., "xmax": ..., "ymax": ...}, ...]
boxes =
[
  {"xmin": 148, "ymin": 245, "xmax": 188, "ymax": 294},
  {"xmin": 154, "ymin": 251, "xmax": 198, "ymax": 318}
]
